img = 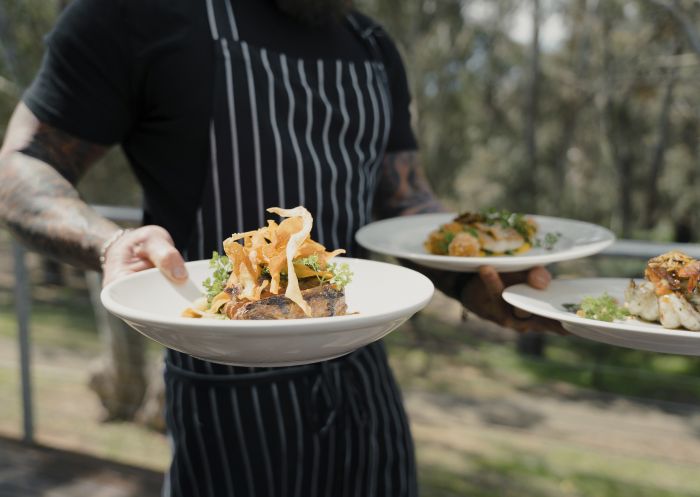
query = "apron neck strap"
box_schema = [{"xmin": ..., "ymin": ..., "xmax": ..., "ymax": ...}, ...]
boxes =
[{"xmin": 345, "ymin": 13, "xmax": 385, "ymax": 65}]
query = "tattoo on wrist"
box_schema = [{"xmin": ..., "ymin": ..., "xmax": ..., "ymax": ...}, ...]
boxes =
[{"xmin": 374, "ymin": 151, "xmax": 445, "ymax": 218}]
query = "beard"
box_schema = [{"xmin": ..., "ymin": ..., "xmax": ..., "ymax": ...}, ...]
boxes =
[{"xmin": 274, "ymin": 0, "xmax": 351, "ymax": 27}]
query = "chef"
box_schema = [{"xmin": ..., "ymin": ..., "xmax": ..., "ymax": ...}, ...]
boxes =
[{"xmin": 0, "ymin": 0, "xmax": 554, "ymax": 495}]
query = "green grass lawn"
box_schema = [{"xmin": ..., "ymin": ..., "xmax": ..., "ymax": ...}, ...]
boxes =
[{"xmin": 2, "ymin": 250, "xmax": 700, "ymax": 496}]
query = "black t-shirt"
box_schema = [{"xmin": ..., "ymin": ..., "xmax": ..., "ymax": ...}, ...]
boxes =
[{"xmin": 23, "ymin": 0, "xmax": 417, "ymax": 245}]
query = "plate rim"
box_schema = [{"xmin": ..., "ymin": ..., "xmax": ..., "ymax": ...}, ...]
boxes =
[
  {"xmin": 502, "ymin": 277, "xmax": 700, "ymax": 338},
  {"xmin": 100, "ymin": 257, "xmax": 435, "ymax": 334},
  {"xmin": 355, "ymin": 213, "xmax": 616, "ymax": 267}
]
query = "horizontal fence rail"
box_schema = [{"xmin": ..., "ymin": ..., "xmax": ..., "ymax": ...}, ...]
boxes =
[
  {"xmin": 603, "ymin": 239, "xmax": 700, "ymax": 259},
  {"xmin": 9, "ymin": 207, "xmax": 700, "ymax": 444}
]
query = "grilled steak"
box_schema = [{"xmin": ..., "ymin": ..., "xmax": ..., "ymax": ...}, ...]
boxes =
[{"xmin": 224, "ymin": 283, "xmax": 347, "ymax": 320}]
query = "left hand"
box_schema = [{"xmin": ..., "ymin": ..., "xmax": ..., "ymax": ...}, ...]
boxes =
[{"xmin": 460, "ymin": 265, "xmax": 565, "ymax": 333}]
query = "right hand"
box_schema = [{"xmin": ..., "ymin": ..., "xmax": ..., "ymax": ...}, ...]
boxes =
[
  {"xmin": 101, "ymin": 225, "xmax": 188, "ymax": 287},
  {"xmin": 461, "ymin": 265, "xmax": 566, "ymax": 334}
]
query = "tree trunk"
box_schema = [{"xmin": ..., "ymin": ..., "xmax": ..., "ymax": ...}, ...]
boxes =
[
  {"xmin": 554, "ymin": 0, "xmax": 592, "ymax": 207},
  {"xmin": 644, "ymin": 63, "xmax": 678, "ymax": 228},
  {"xmin": 0, "ymin": 1, "xmax": 20, "ymax": 85},
  {"xmin": 85, "ymin": 271, "xmax": 148, "ymax": 421},
  {"xmin": 599, "ymin": 7, "xmax": 635, "ymax": 237},
  {"xmin": 524, "ymin": 0, "xmax": 541, "ymax": 209}
]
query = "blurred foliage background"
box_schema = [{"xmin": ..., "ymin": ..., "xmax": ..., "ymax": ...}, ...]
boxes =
[
  {"xmin": 3, "ymin": 1, "xmax": 700, "ymax": 496},
  {"xmin": 358, "ymin": 0, "xmax": 700, "ymax": 242},
  {"xmin": 3, "ymin": 0, "xmax": 700, "ymax": 242}
]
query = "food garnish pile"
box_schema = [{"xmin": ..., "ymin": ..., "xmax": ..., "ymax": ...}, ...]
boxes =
[
  {"xmin": 567, "ymin": 251, "xmax": 700, "ymax": 331},
  {"xmin": 625, "ymin": 251, "xmax": 700, "ymax": 331},
  {"xmin": 183, "ymin": 206, "xmax": 352, "ymax": 320},
  {"xmin": 424, "ymin": 209, "xmax": 548, "ymax": 257},
  {"xmin": 564, "ymin": 294, "xmax": 629, "ymax": 322}
]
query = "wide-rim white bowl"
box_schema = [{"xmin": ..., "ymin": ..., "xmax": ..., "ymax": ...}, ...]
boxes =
[
  {"xmin": 503, "ymin": 277, "xmax": 700, "ymax": 356},
  {"xmin": 101, "ymin": 257, "xmax": 434, "ymax": 366},
  {"xmin": 355, "ymin": 213, "xmax": 616, "ymax": 272}
]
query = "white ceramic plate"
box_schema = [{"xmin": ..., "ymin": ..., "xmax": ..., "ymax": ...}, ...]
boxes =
[
  {"xmin": 101, "ymin": 257, "xmax": 434, "ymax": 367},
  {"xmin": 503, "ymin": 278, "xmax": 700, "ymax": 356},
  {"xmin": 355, "ymin": 213, "xmax": 615, "ymax": 272}
]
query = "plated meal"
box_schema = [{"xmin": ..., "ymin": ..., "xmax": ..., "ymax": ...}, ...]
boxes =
[
  {"xmin": 424, "ymin": 210, "xmax": 541, "ymax": 257},
  {"xmin": 100, "ymin": 205, "xmax": 435, "ymax": 366},
  {"xmin": 564, "ymin": 251, "xmax": 700, "ymax": 332},
  {"xmin": 625, "ymin": 251, "xmax": 700, "ymax": 330},
  {"xmin": 183, "ymin": 206, "xmax": 352, "ymax": 320},
  {"xmin": 502, "ymin": 251, "xmax": 700, "ymax": 356},
  {"xmin": 355, "ymin": 211, "xmax": 615, "ymax": 272}
]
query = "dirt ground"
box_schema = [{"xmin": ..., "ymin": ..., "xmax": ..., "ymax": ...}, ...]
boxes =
[
  {"xmin": 0, "ymin": 436, "xmax": 162, "ymax": 497},
  {"xmin": 3, "ymin": 231, "xmax": 700, "ymax": 496}
]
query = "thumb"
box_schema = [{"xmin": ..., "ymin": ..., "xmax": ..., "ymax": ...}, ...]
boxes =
[
  {"xmin": 478, "ymin": 265, "xmax": 505, "ymax": 298},
  {"xmin": 136, "ymin": 232, "xmax": 188, "ymax": 282}
]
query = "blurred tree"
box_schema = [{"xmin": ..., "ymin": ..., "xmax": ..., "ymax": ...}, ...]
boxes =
[
  {"xmin": 4, "ymin": 0, "xmax": 700, "ymax": 424},
  {"xmin": 358, "ymin": 0, "xmax": 700, "ymax": 241},
  {"xmin": 0, "ymin": 0, "xmax": 145, "ymax": 423}
]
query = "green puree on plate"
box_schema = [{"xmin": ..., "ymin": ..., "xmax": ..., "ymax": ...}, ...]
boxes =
[{"xmin": 563, "ymin": 293, "xmax": 630, "ymax": 322}]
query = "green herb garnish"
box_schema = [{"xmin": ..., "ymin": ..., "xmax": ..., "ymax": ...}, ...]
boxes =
[
  {"xmin": 293, "ymin": 254, "xmax": 353, "ymax": 288},
  {"xmin": 534, "ymin": 232, "xmax": 562, "ymax": 251},
  {"xmin": 328, "ymin": 262, "xmax": 353, "ymax": 289},
  {"xmin": 295, "ymin": 254, "xmax": 322, "ymax": 272},
  {"xmin": 562, "ymin": 303, "xmax": 580, "ymax": 313},
  {"xmin": 480, "ymin": 208, "xmax": 534, "ymax": 242},
  {"xmin": 575, "ymin": 293, "xmax": 629, "ymax": 322},
  {"xmin": 436, "ymin": 231, "xmax": 456, "ymax": 253},
  {"xmin": 202, "ymin": 251, "xmax": 232, "ymax": 303}
]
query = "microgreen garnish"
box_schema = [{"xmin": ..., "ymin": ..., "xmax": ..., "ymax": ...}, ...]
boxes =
[
  {"xmin": 328, "ymin": 262, "xmax": 353, "ymax": 289},
  {"xmin": 480, "ymin": 208, "xmax": 534, "ymax": 243},
  {"xmin": 202, "ymin": 251, "xmax": 232, "ymax": 303},
  {"xmin": 296, "ymin": 254, "xmax": 322, "ymax": 273},
  {"xmin": 293, "ymin": 254, "xmax": 353, "ymax": 289},
  {"xmin": 535, "ymin": 232, "xmax": 562, "ymax": 251},
  {"xmin": 574, "ymin": 293, "xmax": 629, "ymax": 322}
]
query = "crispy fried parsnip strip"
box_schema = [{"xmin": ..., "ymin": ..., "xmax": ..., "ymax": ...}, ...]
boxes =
[
  {"xmin": 267, "ymin": 206, "xmax": 313, "ymax": 316},
  {"xmin": 200, "ymin": 206, "xmax": 346, "ymax": 320}
]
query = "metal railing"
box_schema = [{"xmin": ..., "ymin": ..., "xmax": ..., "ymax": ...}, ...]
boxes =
[
  {"xmin": 9, "ymin": 207, "xmax": 700, "ymax": 444},
  {"xmin": 10, "ymin": 205, "xmax": 141, "ymax": 444}
]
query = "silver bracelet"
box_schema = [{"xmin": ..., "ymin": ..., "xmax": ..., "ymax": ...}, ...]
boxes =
[{"xmin": 99, "ymin": 228, "xmax": 131, "ymax": 268}]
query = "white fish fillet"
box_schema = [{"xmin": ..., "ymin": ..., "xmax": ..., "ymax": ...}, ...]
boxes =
[
  {"xmin": 478, "ymin": 225, "xmax": 526, "ymax": 253},
  {"xmin": 658, "ymin": 293, "xmax": 700, "ymax": 331},
  {"xmin": 624, "ymin": 280, "xmax": 659, "ymax": 322}
]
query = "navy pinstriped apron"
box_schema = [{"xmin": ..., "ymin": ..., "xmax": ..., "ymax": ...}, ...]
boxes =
[{"xmin": 163, "ymin": 2, "xmax": 417, "ymax": 496}]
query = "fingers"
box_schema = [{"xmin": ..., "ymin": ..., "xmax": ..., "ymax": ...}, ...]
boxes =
[
  {"xmin": 136, "ymin": 228, "xmax": 188, "ymax": 282},
  {"xmin": 102, "ymin": 225, "xmax": 188, "ymax": 286},
  {"xmin": 507, "ymin": 315, "xmax": 566, "ymax": 334},
  {"xmin": 474, "ymin": 265, "xmax": 562, "ymax": 329},
  {"xmin": 512, "ymin": 306, "xmax": 532, "ymax": 320},
  {"xmin": 479, "ymin": 265, "xmax": 505, "ymax": 297},
  {"xmin": 527, "ymin": 266, "xmax": 551, "ymax": 289}
]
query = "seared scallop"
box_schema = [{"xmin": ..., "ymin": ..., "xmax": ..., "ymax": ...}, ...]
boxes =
[{"xmin": 624, "ymin": 280, "xmax": 660, "ymax": 322}]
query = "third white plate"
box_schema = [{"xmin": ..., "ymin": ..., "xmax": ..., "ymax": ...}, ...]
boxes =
[
  {"xmin": 503, "ymin": 277, "xmax": 700, "ymax": 356},
  {"xmin": 355, "ymin": 213, "xmax": 615, "ymax": 272}
]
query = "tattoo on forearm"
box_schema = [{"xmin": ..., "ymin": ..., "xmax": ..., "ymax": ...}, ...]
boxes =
[
  {"xmin": 0, "ymin": 124, "xmax": 117, "ymax": 270},
  {"xmin": 20, "ymin": 123, "xmax": 105, "ymax": 183},
  {"xmin": 374, "ymin": 152, "xmax": 466, "ymax": 300},
  {"xmin": 374, "ymin": 151, "xmax": 446, "ymax": 218}
]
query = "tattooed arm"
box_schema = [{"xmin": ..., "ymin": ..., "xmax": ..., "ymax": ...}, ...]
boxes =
[
  {"xmin": 372, "ymin": 150, "xmax": 558, "ymax": 332},
  {"xmin": 372, "ymin": 150, "xmax": 463, "ymax": 298},
  {"xmin": 0, "ymin": 103, "xmax": 117, "ymax": 270},
  {"xmin": 0, "ymin": 103, "xmax": 188, "ymax": 284},
  {"xmin": 373, "ymin": 150, "xmax": 446, "ymax": 218}
]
